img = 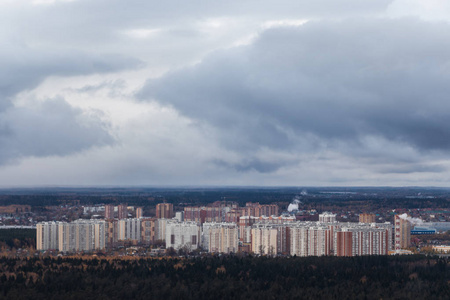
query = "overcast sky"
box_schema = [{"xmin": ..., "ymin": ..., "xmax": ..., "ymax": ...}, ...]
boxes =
[{"xmin": 2, "ymin": 0, "xmax": 450, "ymax": 187}]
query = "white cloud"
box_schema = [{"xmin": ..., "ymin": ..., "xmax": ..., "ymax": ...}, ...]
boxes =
[
  {"xmin": 262, "ymin": 19, "xmax": 309, "ymax": 29},
  {"xmin": 387, "ymin": 0, "xmax": 450, "ymax": 21},
  {"xmin": 121, "ymin": 28, "xmax": 162, "ymax": 39}
]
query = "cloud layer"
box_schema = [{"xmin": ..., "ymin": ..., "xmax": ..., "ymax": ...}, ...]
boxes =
[
  {"xmin": 3, "ymin": 0, "xmax": 450, "ymax": 185},
  {"xmin": 141, "ymin": 18, "xmax": 450, "ymax": 173},
  {"xmin": 0, "ymin": 40, "xmax": 141, "ymax": 164}
]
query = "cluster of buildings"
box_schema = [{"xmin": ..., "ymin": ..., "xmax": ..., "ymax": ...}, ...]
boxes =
[
  {"xmin": 243, "ymin": 213, "xmax": 392, "ymax": 256},
  {"xmin": 183, "ymin": 201, "xmax": 278, "ymax": 224},
  {"xmin": 37, "ymin": 201, "xmax": 405, "ymax": 257}
]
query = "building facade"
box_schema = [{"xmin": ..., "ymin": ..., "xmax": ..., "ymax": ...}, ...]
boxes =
[
  {"xmin": 359, "ymin": 213, "xmax": 376, "ymax": 223},
  {"xmin": 395, "ymin": 215, "xmax": 411, "ymax": 250},
  {"xmin": 38, "ymin": 220, "xmax": 105, "ymax": 252},
  {"xmin": 36, "ymin": 222, "xmax": 59, "ymax": 250},
  {"xmin": 118, "ymin": 218, "xmax": 141, "ymax": 241},
  {"xmin": 156, "ymin": 203, "xmax": 174, "ymax": 219},
  {"xmin": 251, "ymin": 224, "xmax": 278, "ymax": 256},
  {"xmin": 117, "ymin": 204, "xmax": 128, "ymax": 220},
  {"xmin": 165, "ymin": 221, "xmax": 201, "ymax": 251},
  {"xmin": 205, "ymin": 222, "xmax": 238, "ymax": 254},
  {"xmin": 104, "ymin": 205, "xmax": 115, "ymax": 219}
]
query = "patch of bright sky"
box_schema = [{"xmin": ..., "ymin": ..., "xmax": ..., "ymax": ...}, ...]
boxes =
[
  {"xmin": 31, "ymin": 0, "xmax": 76, "ymax": 5},
  {"xmin": 121, "ymin": 28, "xmax": 163, "ymax": 39},
  {"xmin": 387, "ymin": 0, "xmax": 450, "ymax": 21}
]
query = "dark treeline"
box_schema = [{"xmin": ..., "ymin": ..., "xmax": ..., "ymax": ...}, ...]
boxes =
[
  {"xmin": 0, "ymin": 255, "xmax": 448, "ymax": 299},
  {"xmin": 0, "ymin": 187, "xmax": 449, "ymax": 210},
  {"xmin": 0, "ymin": 229, "xmax": 35, "ymax": 250}
]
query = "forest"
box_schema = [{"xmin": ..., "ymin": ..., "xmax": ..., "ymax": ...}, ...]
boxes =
[
  {"xmin": 0, "ymin": 229, "xmax": 35, "ymax": 250},
  {"xmin": 0, "ymin": 254, "xmax": 448, "ymax": 299},
  {"xmin": 1, "ymin": 187, "xmax": 450, "ymax": 210}
]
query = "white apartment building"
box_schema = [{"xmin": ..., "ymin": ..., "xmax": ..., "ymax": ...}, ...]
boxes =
[
  {"xmin": 59, "ymin": 220, "xmax": 106, "ymax": 252},
  {"xmin": 319, "ymin": 212, "xmax": 337, "ymax": 223},
  {"xmin": 201, "ymin": 222, "xmax": 213, "ymax": 250},
  {"xmin": 290, "ymin": 224, "xmax": 309, "ymax": 256},
  {"xmin": 165, "ymin": 221, "xmax": 201, "ymax": 251},
  {"xmin": 58, "ymin": 222, "xmax": 77, "ymax": 252},
  {"xmin": 118, "ymin": 218, "xmax": 141, "ymax": 241},
  {"xmin": 290, "ymin": 223, "xmax": 329, "ymax": 257},
  {"xmin": 37, "ymin": 220, "xmax": 106, "ymax": 252},
  {"xmin": 251, "ymin": 223, "xmax": 278, "ymax": 256},
  {"xmin": 204, "ymin": 222, "xmax": 238, "ymax": 254},
  {"xmin": 155, "ymin": 218, "xmax": 168, "ymax": 241},
  {"xmin": 36, "ymin": 221, "xmax": 59, "ymax": 250}
]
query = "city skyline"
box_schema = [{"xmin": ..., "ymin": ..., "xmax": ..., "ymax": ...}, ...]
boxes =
[{"xmin": 3, "ymin": 1, "xmax": 450, "ymax": 187}]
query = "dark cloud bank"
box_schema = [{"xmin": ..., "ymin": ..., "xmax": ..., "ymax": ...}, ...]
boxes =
[{"xmin": 140, "ymin": 18, "xmax": 450, "ymax": 174}]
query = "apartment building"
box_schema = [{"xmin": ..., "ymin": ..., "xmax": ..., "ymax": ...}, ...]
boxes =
[
  {"xmin": 395, "ymin": 215, "xmax": 412, "ymax": 250},
  {"xmin": 165, "ymin": 221, "xmax": 201, "ymax": 251},
  {"xmin": 204, "ymin": 222, "xmax": 238, "ymax": 254}
]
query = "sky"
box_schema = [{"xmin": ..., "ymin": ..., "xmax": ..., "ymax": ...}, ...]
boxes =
[{"xmin": 2, "ymin": 0, "xmax": 450, "ymax": 187}]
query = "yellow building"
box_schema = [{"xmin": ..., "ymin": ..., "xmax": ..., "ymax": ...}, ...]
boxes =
[{"xmin": 395, "ymin": 215, "xmax": 411, "ymax": 250}]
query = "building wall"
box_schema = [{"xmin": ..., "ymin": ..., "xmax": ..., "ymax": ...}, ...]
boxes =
[
  {"xmin": 251, "ymin": 224, "xmax": 278, "ymax": 256},
  {"xmin": 37, "ymin": 220, "xmax": 107, "ymax": 253},
  {"xmin": 290, "ymin": 225, "xmax": 308, "ymax": 256},
  {"xmin": 241, "ymin": 203, "xmax": 279, "ymax": 217},
  {"xmin": 106, "ymin": 219, "xmax": 118, "ymax": 246},
  {"xmin": 165, "ymin": 221, "xmax": 200, "ymax": 251},
  {"xmin": 117, "ymin": 204, "xmax": 128, "ymax": 220},
  {"xmin": 307, "ymin": 227, "xmax": 327, "ymax": 256},
  {"xmin": 58, "ymin": 222, "xmax": 76, "ymax": 252},
  {"xmin": 155, "ymin": 218, "xmax": 168, "ymax": 241},
  {"xmin": 156, "ymin": 203, "xmax": 174, "ymax": 219},
  {"xmin": 104, "ymin": 205, "xmax": 115, "ymax": 219},
  {"xmin": 184, "ymin": 203, "xmax": 236, "ymax": 223},
  {"xmin": 141, "ymin": 218, "xmax": 156, "ymax": 243},
  {"xmin": 359, "ymin": 213, "xmax": 376, "ymax": 223},
  {"xmin": 335, "ymin": 225, "xmax": 390, "ymax": 256},
  {"xmin": 319, "ymin": 212, "xmax": 336, "ymax": 223},
  {"xmin": 225, "ymin": 209, "xmax": 240, "ymax": 223},
  {"xmin": 203, "ymin": 222, "xmax": 238, "ymax": 254},
  {"xmin": 175, "ymin": 211, "xmax": 184, "ymax": 222},
  {"xmin": 395, "ymin": 215, "xmax": 411, "ymax": 250},
  {"xmin": 118, "ymin": 218, "xmax": 141, "ymax": 241},
  {"xmin": 335, "ymin": 231, "xmax": 353, "ymax": 257},
  {"xmin": 36, "ymin": 222, "xmax": 59, "ymax": 251},
  {"xmin": 239, "ymin": 215, "xmax": 295, "ymax": 243}
]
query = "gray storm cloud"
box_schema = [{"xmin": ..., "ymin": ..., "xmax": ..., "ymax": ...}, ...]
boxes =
[
  {"xmin": 140, "ymin": 18, "xmax": 450, "ymax": 173},
  {"xmin": 0, "ymin": 98, "xmax": 114, "ymax": 164},
  {"xmin": 0, "ymin": 42, "xmax": 142, "ymax": 165}
]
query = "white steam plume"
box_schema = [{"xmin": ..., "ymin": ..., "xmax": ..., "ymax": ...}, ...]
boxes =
[
  {"xmin": 288, "ymin": 196, "xmax": 302, "ymax": 212},
  {"xmin": 398, "ymin": 213, "xmax": 424, "ymax": 226}
]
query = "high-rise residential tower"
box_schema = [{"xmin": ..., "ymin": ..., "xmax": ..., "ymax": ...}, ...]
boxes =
[
  {"xmin": 359, "ymin": 213, "xmax": 376, "ymax": 223},
  {"xmin": 136, "ymin": 207, "xmax": 143, "ymax": 218},
  {"xmin": 104, "ymin": 204, "xmax": 115, "ymax": 219},
  {"xmin": 117, "ymin": 204, "xmax": 128, "ymax": 220},
  {"xmin": 395, "ymin": 215, "xmax": 411, "ymax": 250},
  {"xmin": 156, "ymin": 203, "xmax": 174, "ymax": 219}
]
